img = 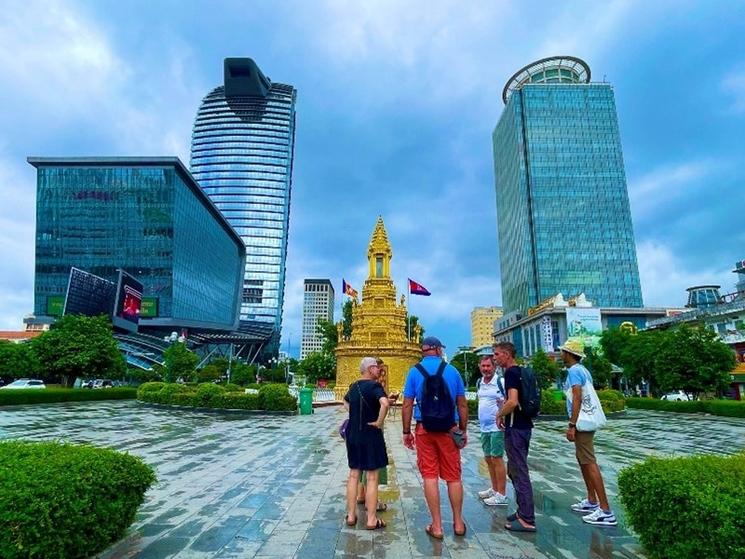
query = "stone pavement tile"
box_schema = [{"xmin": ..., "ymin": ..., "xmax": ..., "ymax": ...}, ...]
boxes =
[
  {"xmin": 254, "ymin": 527, "xmax": 305, "ymax": 557},
  {"xmin": 235, "ymin": 518, "xmax": 279, "ymax": 541},
  {"xmin": 3, "ymin": 402, "xmax": 742, "ymax": 559}
]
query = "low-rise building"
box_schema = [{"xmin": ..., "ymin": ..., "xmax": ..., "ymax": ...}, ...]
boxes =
[{"xmin": 471, "ymin": 306, "xmax": 503, "ymax": 347}]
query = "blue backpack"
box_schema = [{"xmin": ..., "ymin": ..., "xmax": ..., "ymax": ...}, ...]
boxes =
[{"xmin": 415, "ymin": 361, "xmax": 455, "ymax": 432}]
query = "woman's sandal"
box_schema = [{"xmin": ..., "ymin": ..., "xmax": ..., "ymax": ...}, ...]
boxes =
[
  {"xmin": 345, "ymin": 514, "xmax": 357, "ymax": 526},
  {"xmin": 425, "ymin": 524, "xmax": 444, "ymax": 540},
  {"xmin": 366, "ymin": 518, "xmax": 386, "ymax": 530},
  {"xmin": 453, "ymin": 522, "xmax": 467, "ymax": 537}
]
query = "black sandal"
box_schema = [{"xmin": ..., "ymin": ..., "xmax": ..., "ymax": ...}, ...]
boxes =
[{"xmin": 366, "ymin": 518, "xmax": 386, "ymax": 530}]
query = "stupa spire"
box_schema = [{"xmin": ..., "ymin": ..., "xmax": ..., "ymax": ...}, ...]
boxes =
[{"xmin": 367, "ymin": 216, "xmax": 392, "ymax": 279}]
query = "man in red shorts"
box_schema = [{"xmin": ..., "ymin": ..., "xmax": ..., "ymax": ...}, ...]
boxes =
[{"xmin": 402, "ymin": 336, "xmax": 468, "ymax": 539}]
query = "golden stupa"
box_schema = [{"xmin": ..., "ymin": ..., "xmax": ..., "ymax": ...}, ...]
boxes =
[{"xmin": 335, "ymin": 217, "xmax": 422, "ymax": 395}]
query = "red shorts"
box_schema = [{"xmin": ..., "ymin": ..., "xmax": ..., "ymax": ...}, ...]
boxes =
[{"xmin": 415, "ymin": 423, "xmax": 462, "ymax": 481}]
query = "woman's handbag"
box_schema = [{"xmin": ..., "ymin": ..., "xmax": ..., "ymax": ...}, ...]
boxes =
[
  {"xmin": 339, "ymin": 418, "xmax": 350, "ymax": 439},
  {"xmin": 566, "ymin": 381, "xmax": 607, "ymax": 432}
]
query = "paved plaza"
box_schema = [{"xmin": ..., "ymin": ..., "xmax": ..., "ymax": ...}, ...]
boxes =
[{"xmin": 1, "ymin": 402, "xmax": 743, "ymax": 559}]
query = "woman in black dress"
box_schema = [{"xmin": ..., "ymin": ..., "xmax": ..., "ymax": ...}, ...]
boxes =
[{"xmin": 343, "ymin": 356, "xmax": 390, "ymax": 529}]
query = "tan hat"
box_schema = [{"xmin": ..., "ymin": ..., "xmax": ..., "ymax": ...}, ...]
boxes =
[{"xmin": 559, "ymin": 339, "xmax": 586, "ymax": 358}]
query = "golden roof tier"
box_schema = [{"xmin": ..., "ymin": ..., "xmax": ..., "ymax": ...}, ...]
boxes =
[{"xmin": 335, "ymin": 217, "xmax": 422, "ymax": 395}]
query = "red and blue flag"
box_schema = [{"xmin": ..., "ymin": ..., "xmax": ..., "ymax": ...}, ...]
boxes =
[
  {"xmin": 408, "ymin": 278, "xmax": 431, "ymax": 296},
  {"xmin": 342, "ymin": 279, "xmax": 358, "ymax": 298}
]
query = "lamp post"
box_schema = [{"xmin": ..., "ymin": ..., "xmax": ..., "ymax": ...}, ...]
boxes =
[{"xmin": 458, "ymin": 345, "xmax": 474, "ymax": 388}]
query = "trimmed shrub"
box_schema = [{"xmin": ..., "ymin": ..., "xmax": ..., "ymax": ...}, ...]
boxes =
[
  {"xmin": 137, "ymin": 381, "xmax": 165, "ymax": 394},
  {"xmin": 223, "ymin": 383, "xmax": 243, "ymax": 393},
  {"xmin": 136, "ymin": 382, "xmax": 292, "ymax": 411},
  {"xmin": 618, "ymin": 453, "xmax": 745, "ymax": 559},
  {"xmin": 0, "ymin": 440, "xmax": 156, "ymax": 559},
  {"xmin": 597, "ymin": 390, "xmax": 626, "ymax": 413},
  {"xmin": 703, "ymin": 400, "xmax": 745, "ymax": 418},
  {"xmin": 627, "ymin": 398, "xmax": 705, "ymax": 413},
  {"xmin": 193, "ymin": 383, "xmax": 226, "ymax": 407},
  {"xmin": 540, "ymin": 389, "xmax": 565, "ymax": 415},
  {"xmin": 0, "ymin": 388, "xmax": 136, "ymax": 407},
  {"xmin": 467, "ymin": 398, "xmax": 477, "ymax": 418},
  {"xmin": 258, "ymin": 383, "xmax": 297, "ymax": 411}
]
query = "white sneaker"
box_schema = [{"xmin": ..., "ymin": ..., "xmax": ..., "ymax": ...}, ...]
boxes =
[
  {"xmin": 582, "ymin": 508, "xmax": 618, "ymax": 526},
  {"xmin": 478, "ymin": 487, "xmax": 496, "ymax": 499},
  {"xmin": 483, "ymin": 493, "xmax": 508, "ymax": 506},
  {"xmin": 571, "ymin": 498, "xmax": 599, "ymax": 513}
]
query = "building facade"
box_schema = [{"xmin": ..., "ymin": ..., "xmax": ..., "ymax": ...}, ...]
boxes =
[
  {"xmin": 493, "ymin": 293, "xmax": 667, "ymax": 359},
  {"xmin": 493, "ymin": 56, "xmax": 643, "ymax": 315},
  {"xmin": 28, "ymin": 157, "xmax": 245, "ymax": 332},
  {"xmin": 190, "ymin": 58, "xmax": 297, "ymax": 354},
  {"xmin": 300, "ymin": 279, "xmax": 335, "ymax": 359},
  {"xmin": 470, "ymin": 306, "xmax": 503, "ymax": 347}
]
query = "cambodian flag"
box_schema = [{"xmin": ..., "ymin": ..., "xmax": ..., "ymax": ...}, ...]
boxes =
[
  {"xmin": 342, "ymin": 279, "xmax": 358, "ymax": 298},
  {"xmin": 408, "ymin": 278, "xmax": 431, "ymax": 296}
]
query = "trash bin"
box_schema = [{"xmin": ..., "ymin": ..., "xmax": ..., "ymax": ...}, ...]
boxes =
[{"xmin": 299, "ymin": 387, "xmax": 314, "ymax": 415}]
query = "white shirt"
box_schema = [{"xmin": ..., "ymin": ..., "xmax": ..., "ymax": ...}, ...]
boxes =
[{"xmin": 477, "ymin": 374, "xmax": 506, "ymax": 433}]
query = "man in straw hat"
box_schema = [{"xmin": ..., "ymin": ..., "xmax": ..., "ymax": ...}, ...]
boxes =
[{"xmin": 560, "ymin": 339, "xmax": 617, "ymax": 527}]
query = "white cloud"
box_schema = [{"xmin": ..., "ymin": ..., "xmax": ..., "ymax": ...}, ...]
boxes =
[
  {"xmin": 627, "ymin": 160, "xmax": 715, "ymax": 219},
  {"xmin": 637, "ymin": 240, "xmax": 734, "ymax": 308},
  {"xmin": 721, "ymin": 66, "xmax": 745, "ymax": 114},
  {"xmin": 0, "ymin": 155, "xmax": 35, "ymax": 328},
  {"xmin": 0, "ymin": 2, "xmax": 129, "ymax": 118}
]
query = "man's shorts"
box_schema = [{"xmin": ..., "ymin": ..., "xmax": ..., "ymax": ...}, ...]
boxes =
[
  {"xmin": 480, "ymin": 431, "xmax": 505, "ymax": 458},
  {"xmin": 415, "ymin": 423, "xmax": 461, "ymax": 481},
  {"xmin": 574, "ymin": 430, "xmax": 597, "ymax": 465}
]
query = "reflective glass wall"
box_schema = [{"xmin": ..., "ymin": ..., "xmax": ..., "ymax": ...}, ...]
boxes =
[
  {"xmin": 32, "ymin": 162, "xmax": 244, "ymax": 330},
  {"xmin": 190, "ymin": 69, "xmax": 296, "ymax": 350},
  {"xmin": 493, "ymin": 83, "xmax": 643, "ymax": 314}
]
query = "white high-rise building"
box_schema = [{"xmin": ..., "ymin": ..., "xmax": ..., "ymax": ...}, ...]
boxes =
[{"xmin": 301, "ymin": 279, "xmax": 335, "ymax": 359}]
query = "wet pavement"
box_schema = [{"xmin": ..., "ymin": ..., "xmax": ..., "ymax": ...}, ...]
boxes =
[{"xmin": 1, "ymin": 401, "xmax": 743, "ymax": 558}]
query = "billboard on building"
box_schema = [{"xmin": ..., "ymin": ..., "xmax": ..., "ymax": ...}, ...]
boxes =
[
  {"xmin": 112, "ymin": 270, "xmax": 143, "ymax": 332},
  {"xmin": 140, "ymin": 297, "xmax": 158, "ymax": 318},
  {"xmin": 46, "ymin": 295, "xmax": 65, "ymax": 317},
  {"xmin": 64, "ymin": 267, "xmax": 117, "ymax": 317},
  {"xmin": 565, "ymin": 307, "xmax": 602, "ymax": 349}
]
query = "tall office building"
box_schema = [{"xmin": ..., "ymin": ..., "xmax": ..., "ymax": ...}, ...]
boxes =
[
  {"xmin": 191, "ymin": 58, "xmax": 297, "ymax": 354},
  {"xmin": 28, "ymin": 157, "xmax": 245, "ymax": 333},
  {"xmin": 470, "ymin": 306, "xmax": 503, "ymax": 347},
  {"xmin": 301, "ymin": 279, "xmax": 335, "ymax": 359},
  {"xmin": 493, "ymin": 56, "xmax": 643, "ymax": 315}
]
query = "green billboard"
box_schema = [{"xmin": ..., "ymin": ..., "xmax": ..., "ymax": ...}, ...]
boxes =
[
  {"xmin": 47, "ymin": 295, "xmax": 65, "ymax": 316},
  {"xmin": 140, "ymin": 297, "xmax": 158, "ymax": 318}
]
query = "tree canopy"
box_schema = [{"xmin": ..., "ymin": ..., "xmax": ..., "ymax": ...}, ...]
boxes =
[
  {"xmin": 32, "ymin": 314, "xmax": 125, "ymax": 387},
  {"xmin": 162, "ymin": 342, "xmax": 198, "ymax": 383}
]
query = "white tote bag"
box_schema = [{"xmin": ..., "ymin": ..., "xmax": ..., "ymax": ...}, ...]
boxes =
[{"xmin": 566, "ymin": 381, "xmax": 607, "ymax": 432}]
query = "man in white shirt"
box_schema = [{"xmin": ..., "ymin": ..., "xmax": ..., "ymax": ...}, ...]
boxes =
[{"xmin": 476, "ymin": 355, "xmax": 508, "ymax": 506}]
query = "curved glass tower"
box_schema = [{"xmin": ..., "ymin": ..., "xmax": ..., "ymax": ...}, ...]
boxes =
[
  {"xmin": 494, "ymin": 56, "xmax": 643, "ymax": 314},
  {"xmin": 190, "ymin": 58, "xmax": 296, "ymax": 352}
]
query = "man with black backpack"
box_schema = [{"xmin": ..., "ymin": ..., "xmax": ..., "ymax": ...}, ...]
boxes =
[
  {"xmin": 494, "ymin": 341, "xmax": 539, "ymax": 532},
  {"xmin": 402, "ymin": 336, "xmax": 468, "ymax": 540}
]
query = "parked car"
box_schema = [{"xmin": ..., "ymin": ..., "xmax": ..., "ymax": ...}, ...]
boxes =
[
  {"xmin": 661, "ymin": 390, "xmax": 690, "ymax": 401},
  {"xmin": 93, "ymin": 379, "xmax": 114, "ymax": 389},
  {"xmin": 1, "ymin": 379, "xmax": 46, "ymax": 390}
]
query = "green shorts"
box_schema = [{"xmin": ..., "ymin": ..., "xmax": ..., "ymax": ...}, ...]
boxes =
[{"xmin": 480, "ymin": 431, "xmax": 505, "ymax": 458}]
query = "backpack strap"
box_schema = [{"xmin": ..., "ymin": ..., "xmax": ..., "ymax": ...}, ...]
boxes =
[
  {"xmin": 435, "ymin": 361, "xmax": 447, "ymax": 377},
  {"xmin": 414, "ymin": 363, "xmax": 428, "ymax": 378}
]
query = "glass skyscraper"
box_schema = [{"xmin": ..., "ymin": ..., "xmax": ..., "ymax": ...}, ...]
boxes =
[
  {"xmin": 493, "ymin": 56, "xmax": 643, "ymax": 315},
  {"xmin": 190, "ymin": 58, "xmax": 296, "ymax": 352},
  {"xmin": 28, "ymin": 157, "xmax": 245, "ymax": 331}
]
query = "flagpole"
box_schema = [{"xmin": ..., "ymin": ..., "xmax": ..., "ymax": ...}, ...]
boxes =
[{"xmin": 407, "ymin": 280, "xmax": 411, "ymax": 341}]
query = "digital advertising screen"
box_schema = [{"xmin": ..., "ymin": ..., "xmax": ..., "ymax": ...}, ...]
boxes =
[{"xmin": 112, "ymin": 270, "xmax": 143, "ymax": 332}]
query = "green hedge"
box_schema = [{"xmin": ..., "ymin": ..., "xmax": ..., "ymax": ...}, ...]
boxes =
[
  {"xmin": 0, "ymin": 388, "xmax": 137, "ymax": 406},
  {"xmin": 467, "ymin": 388, "xmax": 625, "ymax": 418},
  {"xmin": 618, "ymin": 453, "xmax": 745, "ymax": 559},
  {"xmin": 0, "ymin": 440, "xmax": 156, "ymax": 559},
  {"xmin": 627, "ymin": 398, "xmax": 745, "ymax": 417},
  {"xmin": 137, "ymin": 382, "xmax": 296, "ymax": 412}
]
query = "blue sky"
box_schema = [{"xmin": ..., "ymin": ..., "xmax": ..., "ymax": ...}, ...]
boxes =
[{"xmin": 1, "ymin": 1, "xmax": 744, "ymax": 355}]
